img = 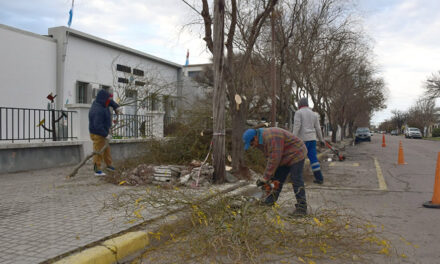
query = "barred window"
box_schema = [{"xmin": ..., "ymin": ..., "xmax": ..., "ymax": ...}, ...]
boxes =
[
  {"xmin": 77, "ymin": 81, "xmax": 89, "ymax": 103},
  {"xmin": 133, "ymin": 68, "xmax": 144, "ymax": 76},
  {"xmin": 116, "ymin": 64, "xmax": 131, "ymax": 73},
  {"xmin": 118, "ymin": 77, "xmax": 129, "ymax": 84}
]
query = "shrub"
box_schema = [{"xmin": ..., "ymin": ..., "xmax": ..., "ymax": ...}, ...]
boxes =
[{"xmin": 432, "ymin": 128, "xmax": 440, "ymax": 137}]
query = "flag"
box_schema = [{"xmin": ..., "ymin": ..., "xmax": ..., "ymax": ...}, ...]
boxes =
[
  {"xmin": 67, "ymin": 0, "xmax": 74, "ymax": 27},
  {"xmin": 185, "ymin": 49, "xmax": 189, "ymax": 66}
]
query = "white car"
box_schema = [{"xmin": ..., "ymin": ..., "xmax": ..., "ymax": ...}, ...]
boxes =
[{"xmin": 405, "ymin": 127, "xmax": 422, "ymax": 139}]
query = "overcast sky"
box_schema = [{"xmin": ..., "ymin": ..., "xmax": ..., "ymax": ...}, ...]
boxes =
[{"xmin": 1, "ymin": 0, "xmax": 439, "ymax": 124}]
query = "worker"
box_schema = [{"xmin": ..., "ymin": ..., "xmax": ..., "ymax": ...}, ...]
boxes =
[
  {"xmin": 293, "ymin": 97, "xmax": 325, "ymax": 184},
  {"xmin": 243, "ymin": 127, "xmax": 308, "ymax": 216},
  {"xmin": 88, "ymin": 89, "xmax": 120, "ymax": 176}
]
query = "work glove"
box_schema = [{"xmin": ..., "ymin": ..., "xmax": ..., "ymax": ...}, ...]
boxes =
[
  {"xmin": 115, "ymin": 108, "xmax": 122, "ymax": 115},
  {"xmin": 106, "ymin": 134, "xmax": 112, "ymax": 140},
  {"xmin": 320, "ymin": 141, "xmax": 326, "ymax": 148}
]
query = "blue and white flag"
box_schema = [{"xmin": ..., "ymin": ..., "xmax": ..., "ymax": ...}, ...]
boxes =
[
  {"xmin": 67, "ymin": 0, "xmax": 74, "ymax": 27},
  {"xmin": 185, "ymin": 49, "xmax": 189, "ymax": 66}
]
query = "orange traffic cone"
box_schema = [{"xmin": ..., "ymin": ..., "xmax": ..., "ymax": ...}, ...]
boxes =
[
  {"xmin": 397, "ymin": 141, "xmax": 406, "ymax": 165},
  {"xmin": 382, "ymin": 134, "xmax": 386, "ymax": 147},
  {"xmin": 423, "ymin": 152, "xmax": 440, "ymax": 208}
]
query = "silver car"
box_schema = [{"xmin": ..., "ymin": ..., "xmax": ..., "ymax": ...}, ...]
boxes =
[
  {"xmin": 405, "ymin": 127, "xmax": 422, "ymax": 139},
  {"xmin": 355, "ymin": 127, "xmax": 371, "ymax": 142}
]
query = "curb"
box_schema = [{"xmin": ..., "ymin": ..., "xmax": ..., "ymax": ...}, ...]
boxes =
[
  {"xmin": 50, "ymin": 152, "xmax": 332, "ymax": 264},
  {"xmin": 50, "ymin": 181, "xmax": 249, "ymax": 264},
  {"xmin": 54, "ymin": 231, "xmax": 149, "ymax": 264}
]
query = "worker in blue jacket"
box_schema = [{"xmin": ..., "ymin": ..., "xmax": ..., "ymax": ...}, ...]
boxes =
[{"xmin": 89, "ymin": 89, "xmax": 120, "ymax": 176}]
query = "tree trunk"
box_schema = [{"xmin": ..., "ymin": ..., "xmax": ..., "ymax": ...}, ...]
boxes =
[
  {"xmin": 212, "ymin": 0, "xmax": 226, "ymax": 183},
  {"xmin": 231, "ymin": 105, "xmax": 247, "ymax": 178},
  {"xmin": 331, "ymin": 122, "xmax": 337, "ymax": 143}
]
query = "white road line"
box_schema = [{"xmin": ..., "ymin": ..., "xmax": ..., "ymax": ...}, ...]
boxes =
[{"xmin": 374, "ymin": 157, "xmax": 387, "ymax": 190}]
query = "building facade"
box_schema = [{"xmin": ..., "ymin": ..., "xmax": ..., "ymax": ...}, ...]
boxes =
[{"xmin": 0, "ymin": 24, "xmax": 190, "ymax": 140}]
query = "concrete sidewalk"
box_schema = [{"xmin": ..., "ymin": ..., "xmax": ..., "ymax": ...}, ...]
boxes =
[
  {"xmin": 0, "ymin": 164, "xmax": 244, "ymax": 264},
  {"xmin": 0, "ymin": 165, "xmax": 143, "ymax": 264},
  {"xmin": 0, "ymin": 144, "xmax": 335, "ymax": 264}
]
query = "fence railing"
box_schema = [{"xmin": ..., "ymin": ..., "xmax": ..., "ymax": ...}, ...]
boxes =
[
  {"xmin": 0, "ymin": 107, "xmax": 76, "ymax": 142},
  {"xmin": 112, "ymin": 114, "xmax": 153, "ymax": 138}
]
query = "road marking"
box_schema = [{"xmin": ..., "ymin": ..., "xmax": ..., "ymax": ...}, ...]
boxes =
[
  {"xmin": 329, "ymin": 162, "xmax": 359, "ymax": 167},
  {"xmin": 374, "ymin": 157, "xmax": 387, "ymax": 190}
]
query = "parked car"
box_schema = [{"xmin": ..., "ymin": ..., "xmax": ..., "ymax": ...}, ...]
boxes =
[
  {"xmin": 391, "ymin": 130, "xmax": 398, "ymax": 136},
  {"xmin": 355, "ymin": 127, "xmax": 371, "ymax": 142},
  {"xmin": 405, "ymin": 127, "xmax": 422, "ymax": 139}
]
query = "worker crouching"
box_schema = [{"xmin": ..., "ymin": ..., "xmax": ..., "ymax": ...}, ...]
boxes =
[{"xmin": 243, "ymin": 127, "xmax": 308, "ymax": 216}]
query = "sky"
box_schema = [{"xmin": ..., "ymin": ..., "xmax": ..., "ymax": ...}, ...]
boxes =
[{"xmin": 1, "ymin": 0, "xmax": 439, "ymax": 125}]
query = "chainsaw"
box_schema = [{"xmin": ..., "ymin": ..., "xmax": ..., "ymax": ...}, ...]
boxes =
[{"xmin": 256, "ymin": 179, "xmax": 280, "ymax": 200}]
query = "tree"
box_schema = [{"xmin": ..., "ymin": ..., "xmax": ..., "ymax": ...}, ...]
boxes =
[
  {"xmin": 390, "ymin": 110, "xmax": 407, "ymax": 133},
  {"xmin": 211, "ymin": 0, "xmax": 226, "ymax": 183},
  {"xmin": 198, "ymin": 0, "xmax": 278, "ymax": 181},
  {"xmin": 406, "ymin": 98, "xmax": 436, "ymax": 136},
  {"xmin": 424, "ymin": 71, "xmax": 440, "ymax": 100}
]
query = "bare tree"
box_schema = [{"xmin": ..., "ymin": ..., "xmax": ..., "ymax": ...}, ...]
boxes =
[
  {"xmin": 390, "ymin": 110, "xmax": 407, "ymax": 133},
  {"xmin": 424, "ymin": 71, "xmax": 440, "ymax": 100},
  {"xmin": 198, "ymin": 0, "xmax": 278, "ymax": 181},
  {"xmin": 407, "ymin": 98, "xmax": 436, "ymax": 136}
]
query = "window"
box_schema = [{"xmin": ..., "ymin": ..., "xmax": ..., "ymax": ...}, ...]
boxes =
[
  {"xmin": 188, "ymin": 71, "xmax": 200, "ymax": 78},
  {"xmin": 135, "ymin": 81, "xmax": 145, "ymax": 86},
  {"xmin": 133, "ymin": 68, "xmax": 144, "ymax": 76},
  {"xmin": 77, "ymin": 81, "xmax": 89, "ymax": 103},
  {"xmin": 150, "ymin": 94, "xmax": 159, "ymax": 111},
  {"xmin": 118, "ymin": 77, "xmax": 129, "ymax": 84},
  {"xmin": 116, "ymin": 64, "xmax": 131, "ymax": 73}
]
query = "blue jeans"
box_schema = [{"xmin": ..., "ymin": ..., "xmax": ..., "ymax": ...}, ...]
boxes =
[
  {"xmin": 305, "ymin": 140, "xmax": 323, "ymax": 181},
  {"xmin": 264, "ymin": 159, "xmax": 306, "ymax": 206}
]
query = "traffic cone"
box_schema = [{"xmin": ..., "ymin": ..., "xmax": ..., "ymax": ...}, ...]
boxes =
[
  {"xmin": 382, "ymin": 134, "xmax": 386, "ymax": 147},
  {"xmin": 423, "ymin": 152, "xmax": 440, "ymax": 208},
  {"xmin": 397, "ymin": 141, "xmax": 406, "ymax": 165}
]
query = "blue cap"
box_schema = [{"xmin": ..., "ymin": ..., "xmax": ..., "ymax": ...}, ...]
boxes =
[{"xmin": 243, "ymin": 129, "xmax": 257, "ymax": 150}]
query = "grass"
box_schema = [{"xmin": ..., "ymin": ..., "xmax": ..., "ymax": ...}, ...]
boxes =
[{"xmin": 423, "ymin": 137, "xmax": 440, "ymax": 141}]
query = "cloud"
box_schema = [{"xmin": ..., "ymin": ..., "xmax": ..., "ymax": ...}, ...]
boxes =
[
  {"xmin": 0, "ymin": 0, "xmax": 211, "ymax": 65},
  {"xmin": 361, "ymin": 0, "xmax": 440, "ymax": 123}
]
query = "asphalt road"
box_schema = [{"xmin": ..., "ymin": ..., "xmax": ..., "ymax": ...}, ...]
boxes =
[{"xmin": 305, "ymin": 134, "xmax": 440, "ymax": 264}]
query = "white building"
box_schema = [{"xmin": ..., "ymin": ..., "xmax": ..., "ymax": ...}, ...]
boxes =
[{"xmin": 0, "ymin": 24, "xmax": 188, "ymax": 139}]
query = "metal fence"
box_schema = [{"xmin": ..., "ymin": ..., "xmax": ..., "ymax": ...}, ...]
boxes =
[
  {"xmin": 0, "ymin": 107, "xmax": 76, "ymax": 142},
  {"xmin": 112, "ymin": 114, "xmax": 153, "ymax": 138}
]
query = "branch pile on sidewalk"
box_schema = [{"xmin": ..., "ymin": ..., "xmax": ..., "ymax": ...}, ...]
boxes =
[
  {"xmin": 104, "ymin": 186, "xmax": 413, "ymax": 264},
  {"xmin": 104, "ymin": 161, "xmax": 238, "ymax": 187}
]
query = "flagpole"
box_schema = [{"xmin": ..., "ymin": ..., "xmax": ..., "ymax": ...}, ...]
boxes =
[{"xmin": 63, "ymin": 0, "xmax": 74, "ymax": 62}]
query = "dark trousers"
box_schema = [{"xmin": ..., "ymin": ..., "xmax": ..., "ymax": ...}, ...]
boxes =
[{"xmin": 264, "ymin": 159, "xmax": 306, "ymax": 206}]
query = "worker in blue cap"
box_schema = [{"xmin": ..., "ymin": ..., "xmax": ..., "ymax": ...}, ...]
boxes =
[{"xmin": 243, "ymin": 127, "xmax": 308, "ymax": 216}]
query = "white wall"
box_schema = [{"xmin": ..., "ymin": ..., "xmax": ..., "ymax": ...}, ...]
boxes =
[
  {"xmin": 0, "ymin": 24, "xmax": 57, "ymax": 109},
  {"xmin": 60, "ymin": 32, "xmax": 179, "ymax": 109}
]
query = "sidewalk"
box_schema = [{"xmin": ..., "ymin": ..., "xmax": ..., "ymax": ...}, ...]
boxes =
[
  {"xmin": 0, "ymin": 164, "xmax": 246, "ymax": 264},
  {"xmin": 0, "ymin": 165, "xmax": 137, "ymax": 264},
  {"xmin": 0, "ymin": 142, "xmax": 338, "ymax": 264}
]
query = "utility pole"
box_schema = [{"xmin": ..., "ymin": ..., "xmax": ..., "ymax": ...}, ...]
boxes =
[
  {"xmin": 270, "ymin": 9, "xmax": 277, "ymax": 127},
  {"xmin": 212, "ymin": 0, "xmax": 226, "ymax": 183}
]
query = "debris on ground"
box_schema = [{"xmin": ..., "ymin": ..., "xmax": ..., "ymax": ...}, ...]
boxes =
[{"xmin": 104, "ymin": 162, "xmax": 240, "ymax": 187}]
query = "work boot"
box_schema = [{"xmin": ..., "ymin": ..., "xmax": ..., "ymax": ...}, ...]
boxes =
[
  {"xmin": 288, "ymin": 203, "xmax": 307, "ymax": 217},
  {"xmin": 313, "ymin": 180, "xmax": 323, "ymax": 184},
  {"xmin": 313, "ymin": 170, "xmax": 324, "ymax": 183}
]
